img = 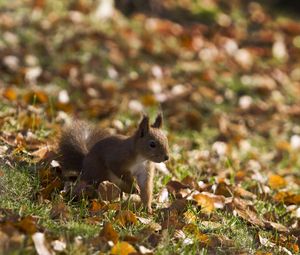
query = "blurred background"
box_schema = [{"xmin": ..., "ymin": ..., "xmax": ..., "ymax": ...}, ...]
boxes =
[{"xmin": 1, "ymin": 0, "xmax": 300, "ymax": 173}]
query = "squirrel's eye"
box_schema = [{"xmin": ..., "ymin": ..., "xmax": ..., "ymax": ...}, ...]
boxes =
[{"xmin": 149, "ymin": 141, "xmax": 156, "ymax": 148}]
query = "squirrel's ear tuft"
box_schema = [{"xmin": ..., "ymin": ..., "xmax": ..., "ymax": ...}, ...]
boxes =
[
  {"xmin": 152, "ymin": 113, "xmax": 163, "ymax": 128},
  {"xmin": 138, "ymin": 115, "xmax": 149, "ymax": 137}
]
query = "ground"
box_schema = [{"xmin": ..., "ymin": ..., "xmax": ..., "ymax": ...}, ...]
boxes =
[{"xmin": 0, "ymin": 0, "xmax": 300, "ymax": 254}]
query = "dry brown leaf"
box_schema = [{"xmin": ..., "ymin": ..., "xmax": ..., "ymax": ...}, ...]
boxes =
[
  {"xmin": 111, "ymin": 241, "xmax": 137, "ymax": 255},
  {"xmin": 227, "ymin": 198, "xmax": 265, "ymax": 227},
  {"xmin": 31, "ymin": 146, "xmax": 52, "ymax": 160},
  {"xmin": 38, "ymin": 168, "xmax": 55, "ymax": 186},
  {"xmin": 161, "ymin": 210, "xmax": 183, "ymax": 230},
  {"xmin": 50, "ymin": 201, "xmax": 70, "ymax": 220},
  {"xmin": 169, "ymin": 198, "xmax": 189, "ymax": 213},
  {"xmin": 85, "ymin": 216, "xmax": 102, "ymax": 225},
  {"xmin": 268, "ymin": 174, "xmax": 286, "ymax": 189},
  {"xmin": 40, "ymin": 177, "xmax": 62, "ymax": 199},
  {"xmin": 181, "ymin": 175, "xmax": 198, "ymax": 189},
  {"xmin": 100, "ymin": 222, "xmax": 119, "ymax": 244},
  {"xmin": 166, "ymin": 180, "xmax": 189, "ymax": 196},
  {"xmin": 264, "ymin": 221, "xmax": 289, "ymax": 233},
  {"xmin": 233, "ymin": 186, "xmax": 257, "ymax": 200},
  {"xmin": 15, "ymin": 216, "xmax": 38, "ymax": 235},
  {"xmin": 98, "ymin": 181, "xmax": 121, "ymax": 202},
  {"xmin": 214, "ymin": 182, "xmax": 232, "ymax": 197},
  {"xmin": 116, "ymin": 210, "xmax": 137, "ymax": 227},
  {"xmin": 234, "ymin": 207, "xmax": 265, "ymax": 227}
]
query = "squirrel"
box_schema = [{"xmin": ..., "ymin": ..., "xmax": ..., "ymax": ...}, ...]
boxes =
[{"xmin": 58, "ymin": 114, "xmax": 169, "ymax": 212}]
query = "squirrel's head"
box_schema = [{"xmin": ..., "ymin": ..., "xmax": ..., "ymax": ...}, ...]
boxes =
[{"xmin": 135, "ymin": 114, "xmax": 169, "ymax": 163}]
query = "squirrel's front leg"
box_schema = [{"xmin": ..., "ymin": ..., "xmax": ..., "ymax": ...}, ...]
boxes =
[{"xmin": 135, "ymin": 162, "xmax": 154, "ymax": 213}]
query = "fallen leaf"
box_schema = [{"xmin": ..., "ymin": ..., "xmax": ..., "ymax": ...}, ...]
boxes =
[
  {"xmin": 40, "ymin": 177, "xmax": 62, "ymax": 199},
  {"xmin": 32, "ymin": 146, "xmax": 52, "ymax": 160},
  {"xmin": 15, "ymin": 216, "xmax": 38, "ymax": 235},
  {"xmin": 50, "ymin": 201, "xmax": 70, "ymax": 220},
  {"xmin": 166, "ymin": 180, "xmax": 189, "ymax": 196},
  {"xmin": 268, "ymin": 174, "xmax": 286, "ymax": 189},
  {"xmin": 274, "ymin": 192, "xmax": 300, "ymax": 205},
  {"xmin": 193, "ymin": 194, "xmax": 215, "ymax": 213},
  {"xmin": 98, "ymin": 181, "xmax": 121, "ymax": 201},
  {"xmin": 100, "ymin": 222, "xmax": 119, "ymax": 244},
  {"xmin": 116, "ymin": 210, "xmax": 137, "ymax": 227},
  {"xmin": 3, "ymin": 87, "xmax": 17, "ymax": 101},
  {"xmin": 264, "ymin": 221, "xmax": 289, "ymax": 233},
  {"xmin": 90, "ymin": 199, "xmax": 106, "ymax": 214},
  {"xmin": 181, "ymin": 175, "xmax": 198, "ymax": 189},
  {"xmin": 111, "ymin": 241, "xmax": 137, "ymax": 255},
  {"xmin": 233, "ymin": 186, "xmax": 257, "ymax": 200}
]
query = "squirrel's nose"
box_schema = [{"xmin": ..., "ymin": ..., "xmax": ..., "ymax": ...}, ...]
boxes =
[{"xmin": 164, "ymin": 155, "xmax": 169, "ymax": 161}]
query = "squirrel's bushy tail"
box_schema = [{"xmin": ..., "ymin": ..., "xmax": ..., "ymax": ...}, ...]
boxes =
[{"xmin": 58, "ymin": 120, "xmax": 107, "ymax": 173}]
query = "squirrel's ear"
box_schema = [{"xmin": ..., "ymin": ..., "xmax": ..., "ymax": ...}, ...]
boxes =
[
  {"xmin": 152, "ymin": 113, "xmax": 163, "ymax": 128},
  {"xmin": 138, "ymin": 115, "xmax": 149, "ymax": 137}
]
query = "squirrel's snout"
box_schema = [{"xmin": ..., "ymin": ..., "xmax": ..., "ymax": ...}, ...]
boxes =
[{"xmin": 164, "ymin": 155, "xmax": 169, "ymax": 161}]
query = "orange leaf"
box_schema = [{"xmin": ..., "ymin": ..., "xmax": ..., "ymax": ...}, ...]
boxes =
[
  {"xmin": 268, "ymin": 174, "xmax": 286, "ymax": 189},
  {"xmin": 100, "ymin": 222, "xmax": 119, "ymax": 244},
  {"xmin": 3, "ymin": 87, "xmax": 17, "ymax": 101},
  {"xmin": 274, "ymin": 191, "xmax": 300, "ymax": 205},
  {"xmin": 193, "ymin": 194, "xmax": 215, "ymax": 214},
  {"xmin": 111, "ymin": 241, "xmax": 136, "ymax": 255},
  {"xmin": 90, "ymin": 199, "xmax": 105, "ymax": 214},
  {"xmin": 116, "ymin": 210, "xmax": 137, "ymax": 227},
  {"xmin": 276, "ymin": 141, "xmax": 291, "ymax": 152}
]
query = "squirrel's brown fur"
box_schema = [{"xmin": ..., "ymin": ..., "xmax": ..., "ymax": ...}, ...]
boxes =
[{"xmin": 58, "ymin": 114, "xmax": 169, "ymax": 212}]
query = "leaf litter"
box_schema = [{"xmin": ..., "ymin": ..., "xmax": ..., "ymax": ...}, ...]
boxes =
[{"xmin": 0, "ymin": 0, "xmax": 300, "ymax": 254}]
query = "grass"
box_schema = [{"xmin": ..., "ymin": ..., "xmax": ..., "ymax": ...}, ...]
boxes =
[{"xmin": 1, "ymin": 0, "xmax": 300, "ymax": 254}]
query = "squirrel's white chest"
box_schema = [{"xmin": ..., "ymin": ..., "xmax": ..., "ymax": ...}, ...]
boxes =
[{"xmin": 129, "ymin": 156, "xmax": 147, "ymax": 176}]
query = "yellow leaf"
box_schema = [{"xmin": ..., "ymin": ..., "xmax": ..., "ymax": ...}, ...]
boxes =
[
  {"xmin": 268, "ymin": 174, "xmax": 286, "ymax": 189},
  {"xmin": 193, "ymin": 194, "xmax": 215, "ymax": 213},
  {"xmin": 276, "ymin": 141, "xmax": 291, "ymax": 152},
  {"xmin": 111, "ymin": 241, "xmax": 136, "ymax": 255},
  {"xmin": 183, "ymin": 224, "xmax": 210, "ymax": 245}
]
